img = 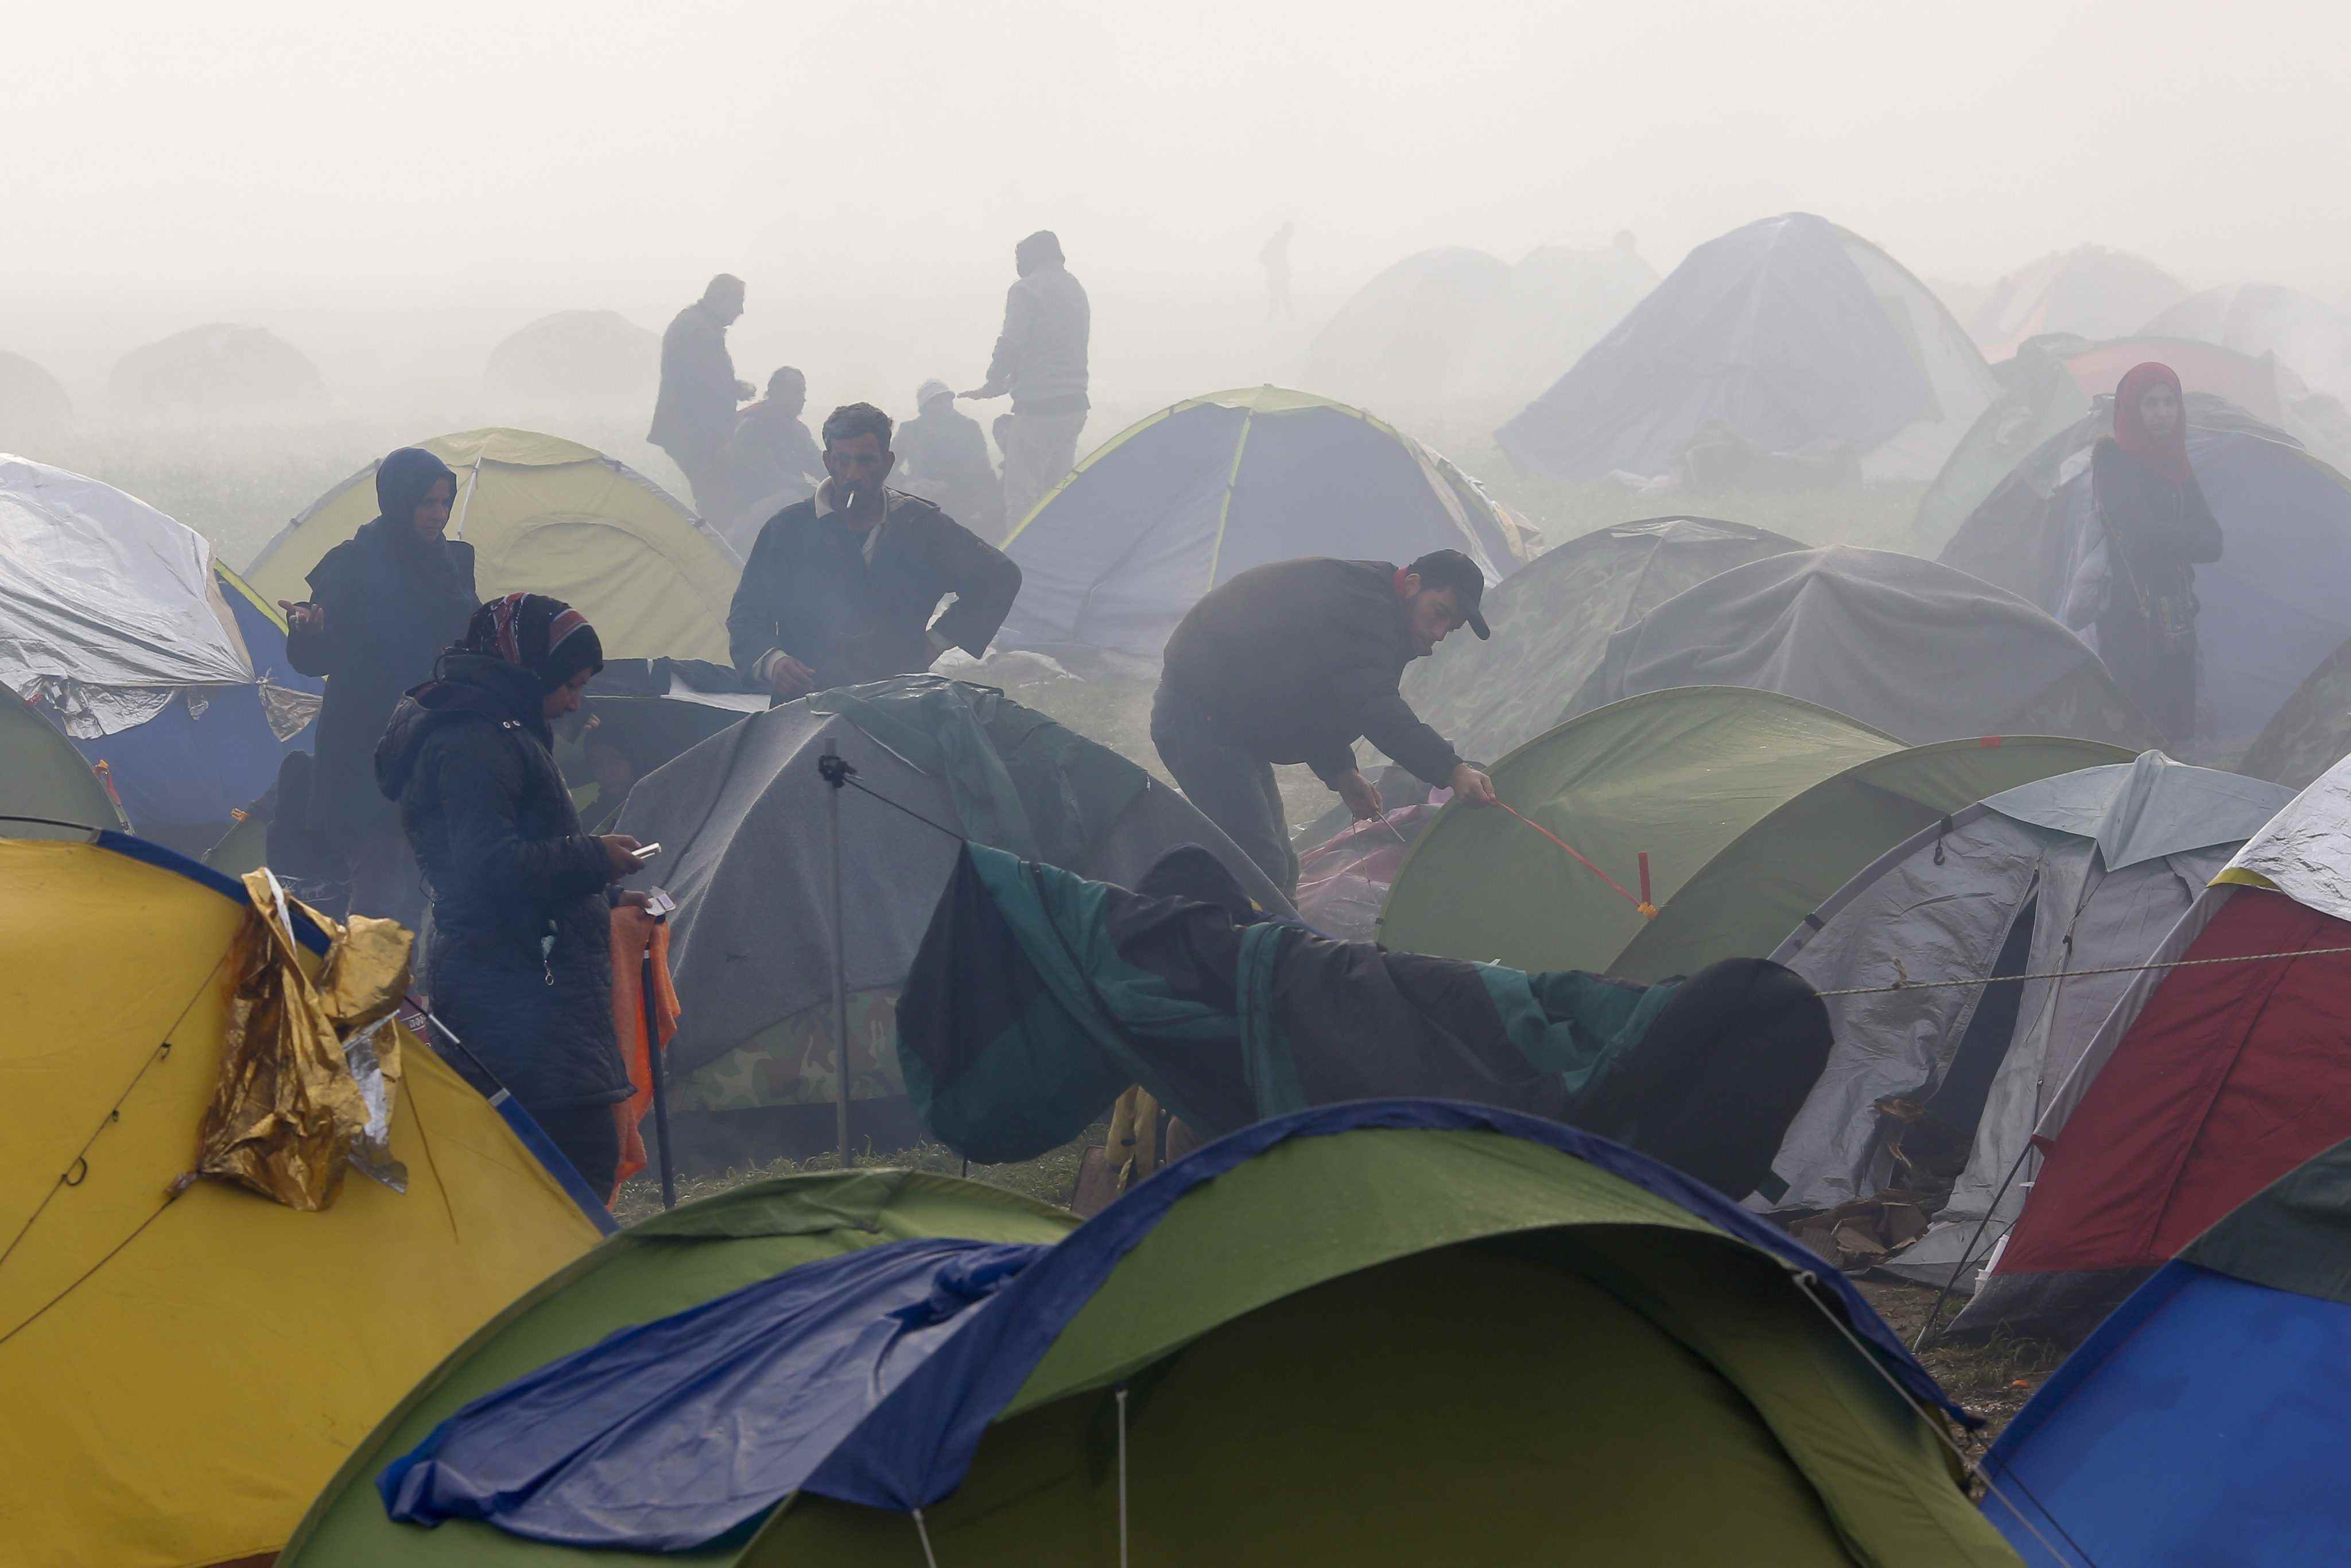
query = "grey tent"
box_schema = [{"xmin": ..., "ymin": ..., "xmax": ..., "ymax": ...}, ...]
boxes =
[
  {"xmin": 107, "ymin": 323, "xmax": 325, "ymax": 414},
  {"xmin": 610, "ymin": 676, "xmax": 1291, "ymax": 1162},
  {"xmin": 486, "ymin": 310, "xmax": 661, "ymax": 399},
  {"xmin": 1302, "ymin": 247, "xmax": 1509, "ymax": 412},
  {"xmin": 1764, "ymin": 753, "xmax": 2291, "ymax": 1288},
  {"xmin": 1562, "ymin": 545, "xmax": 2158, "ymax": 749},
  {"xmin": 2144, "ymin": 283, "xmax": 2351, "ymax": 405},
  {"xmin": 1400, "ymin": 515, "xmax": 1801, "ymax": 770},
  {"xmin": 1495, "ymin": 213, "xmax": 1995, "ymax": 485},
  {"xmin": 1969, "ymin": 245, "xmax": 2189, "ymax": 362},
  {"xmin": 2237, "ymin": 633, "xmax": 2351, "ymax": 790},
  {"xmin": 1941, "ymin": 393, "xmax": 2351, "ymax": 764}
]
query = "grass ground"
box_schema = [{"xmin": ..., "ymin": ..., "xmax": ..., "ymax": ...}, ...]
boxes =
[{"xmin": 1855, "ymin": 1278, "xmax": 2063, "ymax": 1448}]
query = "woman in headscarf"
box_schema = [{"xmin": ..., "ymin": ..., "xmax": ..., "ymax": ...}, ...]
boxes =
[
  {"xmin": 2093, "ymin": 362, "xmax": 2224, "ymax": 742},
  {"xmin": 374, "ymin": 593, "xmax": 643, "ymax": 1192},
  {"xmin": 281, "ymin": 447, "xmax": 479, "ymax": 930}
]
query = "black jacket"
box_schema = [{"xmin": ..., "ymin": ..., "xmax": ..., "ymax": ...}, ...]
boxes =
[
  {"xmin": 1158, "ymin": 557, "xmax": 1462, "ymax": 786},
  {"xmin": 288, "ymin": 504, "xmax": 478, "ymax": 843},
  {"xmin": 2091, "ymin": 438, "xmax": 2223, "ymax": 609},
  {"xmin": 647, "ymin": 301, "xmax": 738, "ymax": 457},
  {"xmin": 375, "ymin": 655, "xmax": 631, "ymax": 1113},
  {"xmin": 727, "ymin": 487, "xmax": 1023, "ymax": 690}
]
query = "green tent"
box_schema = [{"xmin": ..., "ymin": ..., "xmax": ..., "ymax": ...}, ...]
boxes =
[
  {"xmin": 1377, "ymin": 686, "xmax": 2128, "ymax": 979},
  {"xmin": 0, "ymin": 685, "xmax": 123, "ymax": 837},
  {"xmin": 281, "ymin": 1118, "xmax": 2016, "ymax": 1566}
]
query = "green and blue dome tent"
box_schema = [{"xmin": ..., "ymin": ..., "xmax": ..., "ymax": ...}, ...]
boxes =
[{"xmin": 284, "ymin": 1101, "xmax": 2020, "ymax": 1566}]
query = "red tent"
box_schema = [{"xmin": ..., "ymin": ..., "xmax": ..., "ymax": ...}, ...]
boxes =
[{"xmin": 1952, "ymin": 759, "xmax": 2351, "ymax": 1347}]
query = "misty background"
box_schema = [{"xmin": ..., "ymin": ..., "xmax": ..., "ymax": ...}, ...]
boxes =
[{"xmin": 6, "ymin": 0, "xmax": 2348, "ymax": 556}]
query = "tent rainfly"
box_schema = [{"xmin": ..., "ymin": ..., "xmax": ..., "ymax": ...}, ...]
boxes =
[
  {"xmin": 995, "ymin": 386, "xmax": 1527, "ymax": 657},
  {"xmin": 1948, "ymin": 752, "xmax": 2351, "ymax": 1348},
  {"xmin": 107, "ymin": 321, "xmax": 327, "ymax": 413},
  {"xmin": 1562, "ymin": 545, "xmax": 2156, "ymax": 750},
  {"xmin": 280, "ymin": 1103, "xmax": 2018, "ymax": 1567},
  {"xmin": 247, "ymin": 428, "xmax": 740, "ymax": 663},
  {"xmin": 0, "ymin": 832, "xmax": 607, "ymax": 1568},
  {"xmin": 1762, "ymin": 753, "xmax": 2293, "ymax": 1249},
  {"xmin": 0, "ymin": 684, "xmax": 124, "ymax": 837},
  {"xmin": 1968, "ymin": 246, "xmax": 2190, "ymax": 363},
  {"xmin": 2143, "ymin": 282, "xmax": 2351, "ymax": 405}
]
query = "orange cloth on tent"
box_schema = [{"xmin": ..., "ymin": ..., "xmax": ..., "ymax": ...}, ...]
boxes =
[{"xmin": 608, "ymin": 906, "xmax": 682, "ymax": 1201}]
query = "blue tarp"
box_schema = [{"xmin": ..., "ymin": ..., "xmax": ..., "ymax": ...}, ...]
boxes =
[
  {"xmin": 1983, "ymin": 1262, "xmax": 2351, "ymax": 1566},
  {"xmin": 377, "ymin": 1098, "xmax": 1963, "ymax": 1551}
]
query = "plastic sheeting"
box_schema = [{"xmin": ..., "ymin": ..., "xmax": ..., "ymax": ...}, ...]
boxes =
[
  {"xmin": 0, "ymin": 454, "xmax": 253, "ymax": 735},
  {"xmin": 2216, "ymin": 749, "xmax": 2351, "ymax": 923}
]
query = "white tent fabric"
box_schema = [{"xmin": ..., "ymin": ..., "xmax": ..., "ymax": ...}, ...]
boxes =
[
  {"xmin": 0, "ymin": 455, "xmax": 253, "ymax": 736},
  {"xmin": 2214, "ymin": 751, "xmax": 2351, "ymax": 925},
  {"xmin": 1765, "ymin": 754, "xmax": 2291, "ymax": 1257}
]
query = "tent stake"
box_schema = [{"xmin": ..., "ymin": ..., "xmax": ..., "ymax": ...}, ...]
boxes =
[{"xmin": 820, "ymin": 742, "xmax": 856, "ymax": 1170}]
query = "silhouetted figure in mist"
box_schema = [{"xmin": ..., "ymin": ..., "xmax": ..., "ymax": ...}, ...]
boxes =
[
  {"xmin": 1261, "ymin": 221, "xmax": 1295, "ymax": 320},
  {"xmin": 727, "ymin": 402, "xmax": 1023, "ymax": 700},
  {"xmin": 897, "ymin": 378, "xmax": 1004, "ymax": 540},
  {"xmin": 2089, "ymin": 361, "xmax": 2223, "ymax": 742},
  {"xmin": 962, "ymin": 230, "xmax": 1090, "ymax": 529},
  {"xmin": 649, "ymin": 273, "xmax": 751, "ymax": 517},
  {"xmin": 723, "ymin": 365, "xmax": 823, "ymax": 556}
]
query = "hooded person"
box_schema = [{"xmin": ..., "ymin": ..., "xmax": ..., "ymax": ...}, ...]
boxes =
[
  {"xmin": 281, "ymin": 445, "xmax": 479, "ymax": 932},
  {"xmin": 961, "ymin": 230, "xmax": 1091, "ymax": 527},
  {"xmin": 375, "ymin": 592, "xmax": 643, "ymax": 1193},
  {"xmin": 894, "ymin": 377, "xmax": 1004, "ymax": 538},
  {"xmin": 2091, "ymin": 361, "xmax": 2224, "ymax": 742}
]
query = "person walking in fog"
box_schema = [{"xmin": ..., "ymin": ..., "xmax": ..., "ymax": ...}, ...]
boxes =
[
  {"xmin": 962, "ymin": 230, "xmax": 1089, "ymax": 528},
  {"xmin": 280, "ymin": 445, "xmax": 478, "ymax": 932},
  {"xmin": 723, "ymin": 364, "xmax": 823, "ymax": 555},
  {"xmin": 649, "ymin": 273, "xmax": 751, "ymax": 517},
  {"xmin": 375, "ymin": 592, "xmax": 645, "ymax": 1193},
  {"xmin": 2090, "ymin": 361, "xmax": 2223, "ymax": 743},
  {"xmin": 728, "ymin": 402, "xmax": 1022, "ymax": 700},
  {"xmin": 1151, "ymin": 550, "xmax": 1501, "ymax": 900}
]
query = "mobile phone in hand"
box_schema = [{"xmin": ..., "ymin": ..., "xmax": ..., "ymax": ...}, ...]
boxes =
[{"xmin": 630, "ymin": 841, "xmax": 664, "ymax": 864}]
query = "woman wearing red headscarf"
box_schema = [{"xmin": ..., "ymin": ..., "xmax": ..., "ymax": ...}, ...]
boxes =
[{"xmin": 2092, "ymin": 362, "xmax": 2223, "ymax": 741}]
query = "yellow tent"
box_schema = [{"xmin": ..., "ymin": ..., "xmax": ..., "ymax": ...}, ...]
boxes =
[
  {"xmin": 0, "ymin": 833, "xmax": 604, "ymax": 1568},
  {"xmin": 246, "ymin": 428, "xmax": 741, "ymax": 662}
]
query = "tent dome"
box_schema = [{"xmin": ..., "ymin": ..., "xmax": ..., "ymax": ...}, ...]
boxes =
[
  {"xmin": 1375, "ymin": 684, "xmax": 2127, "ymax": 980},
  {"xmin": 1950, "ymin": 752, "xmax": 2351, "ymax": 1349},
  {"xmin": 1941, "ymin": 393, "xmax": 2351, "ymax": 764},
  {"xmin": 1764, "ymin": 753, "xmax": 2291, "ymax": 1237},
  {"xmin": 0, "ymin": 349, "xmax": 71, "ymax": 434},
  {"xmin": 0, "ymin": 684, "xmax": 122, "ymax": 837},
  {"xmin": 1970, "ymin": 246, "xmax": 2190, "ymax": 362},
  {"xmin": 281, "ymin": 1103, "xmax": 2014, "ymax": 1567},
  {"xmin": 1496, "ymin": 212, "xmax": 1995, "ymax": 486},
  {"xmin": 485, "ymin": 309, "xmax": 661, "ymax": 399},
  {"xmin": 1301, "ymin": 246, "xmax": 1510, "ymax": 410},
  {"xmin": 107, "ymin": 321, "xmax": 326, "ymax": 414},
  {"xmin": 1564, "ymin": 545, "xmax": 2158, "ymax": 750},
  {"xmin": 247, "ymin": 427, "xmax": 740, "ymax": 662},
  {"xmin": 1461, "ymin": 239, "xmax": 1659, "ymax": 408},
  {"xmin": 2142, "ymin": 282, "xmax": 2351, "ymax": 405},
  {"xmin": 1399, "ymin": 514, "xmax": 1801, "ymax": 769},
  {"xmin": 996, "ymin": 386, "xmax": 1526, "ymax": 657},
  {"xmin": 0, "ymin": 455, "xmax": 321, "ymax": 849},
  {"xmin": 0, "ymin": 832, "xmax": 605, "ymax": 1568}
]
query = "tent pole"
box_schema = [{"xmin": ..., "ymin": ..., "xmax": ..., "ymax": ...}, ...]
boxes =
[
  {"xmin": 642, "ymin": 929, "xmax": 677, "ymax": 1212},
  {"xmin": 820, "ymin": 742, "xmax": 855, "ymax": 1169}
]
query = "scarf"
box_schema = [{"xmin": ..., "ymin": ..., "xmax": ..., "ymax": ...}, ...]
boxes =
[
  {"xmin": 2112, "ymin": 362, "xmax": 2196, "ymax": 486},
  {"xmin": 459, "ymin": 592, "xmax": 604, "ymax": 693}
]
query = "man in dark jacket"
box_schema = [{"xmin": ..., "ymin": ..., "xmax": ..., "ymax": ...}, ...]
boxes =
[
  {"xmin": 377, "ymin": 592, "xmax": 644, "ymax": 1193},
  {"xmin": 1152, "ymin": 551, "xmax": 1500, "ymax": 897},
  {"xmin": 728, "ymin": 402, "xmax": 1023, "ymax": 699},
  {"xmin": 961, "ymin": 230, "xmax": 1089, "ymax": 527},
  {"xmin": 281, "ymin": 445, "xmax": 478, "ymax": 930},
  {"xmin": 648, "ymin": 273, "xmax": 751, "ymax": 516}
]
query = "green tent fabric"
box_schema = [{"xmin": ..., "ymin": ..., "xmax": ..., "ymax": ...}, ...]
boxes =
[
  {"xmin": 0, "ymin": 684, "xmax": 123, "ymax": 838},
  {"xmin": 1376, "ymin": 686, "xmax": 2129, "ymax": 980},
  {"xmin": 1612, "ymin": 734, "xmax": 2133, "ymax": 983},
  {"xmin": 281, "ymin": 1128, "xmax": 2018, "ymax": 1567},
  {"xmin": 1379, "ymin": 688, "xmax": 1901, "ymax": 975},
  {"xmin": 1397, "ymin": 515, "xmax": 1801, "ymax": 768}
]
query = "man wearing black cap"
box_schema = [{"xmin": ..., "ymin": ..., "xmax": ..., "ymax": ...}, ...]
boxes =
[{"xmin": 1151, "ymin": 549, "xmax": 1500, "ymax": 898}]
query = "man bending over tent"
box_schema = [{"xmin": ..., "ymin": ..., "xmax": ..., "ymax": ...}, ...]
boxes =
[
  {"xmin": 1152, "ymin": 552, "xmax": 1500, "ymax": 898},
  {"xmin": 728, "ymin": 401, "xmax": 1023, "ymax": 700}
]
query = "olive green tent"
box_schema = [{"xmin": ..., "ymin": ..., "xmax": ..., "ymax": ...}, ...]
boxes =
[
  {"xmin": 0, "ymin": 685, "xmax": 123, "ymax": 838},
  {"xmin": 1377, "ymin": 686, "xmax": 2128, "ymax": 979},
  {"xmin": 280, "ymin": 1115, "xmax": 2016, "ymax": 1566},
  {"xmin": 246, "ymin": 428, "xmax": 740, "ymax": 662}
]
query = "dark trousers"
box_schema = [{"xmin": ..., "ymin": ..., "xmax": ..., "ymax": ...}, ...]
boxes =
[
  {"xmin": 533, "ymin": 1100, "xmax": 622, "ymax": 1200},
  {"xmin": 1150, "ymin": 685, "xmax": 1298, "ymax": 900}
]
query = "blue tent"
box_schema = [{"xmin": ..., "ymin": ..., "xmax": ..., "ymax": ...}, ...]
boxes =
[
  {"xmin": 1983, "ymin": 1135, "xmax": 2351, "ymax": 1565},
  {"xmin": 996, "ymin": 386, "xmax": 1527, "ymax": 657}
]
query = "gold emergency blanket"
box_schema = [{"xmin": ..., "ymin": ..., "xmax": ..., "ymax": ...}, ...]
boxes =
[{"xmin": 194, "ymin": 870, "xmax": 415, "ymax": 1210}]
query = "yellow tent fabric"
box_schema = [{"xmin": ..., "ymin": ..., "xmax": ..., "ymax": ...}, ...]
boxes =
[
  {"xmin": 245, "ymin": 428, "xmax": 741, "ymax": 662},
  {"xmin": 0, "ymin": 836, "xmax": 602, "ymax": 1568}
]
